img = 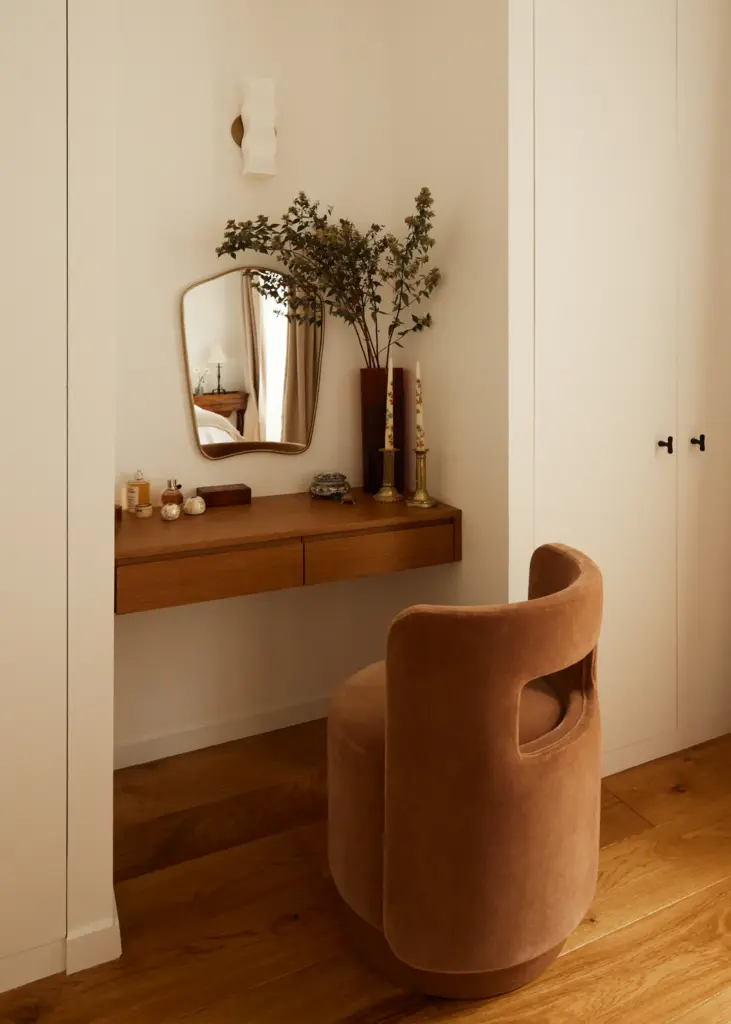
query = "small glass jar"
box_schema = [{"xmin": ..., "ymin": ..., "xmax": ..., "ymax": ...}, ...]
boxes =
[{"xmin": 160, "ymin": 479, "xmax": 184, "ymax": 506}]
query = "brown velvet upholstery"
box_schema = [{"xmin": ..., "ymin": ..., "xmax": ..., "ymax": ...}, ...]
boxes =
[
  {"xmin": 328, "ymin": 665, "xmax": 565, "ymax": 933},
  {"xmin": 327, "ymin": 544, "xmax": 603, "ymax": 998}
]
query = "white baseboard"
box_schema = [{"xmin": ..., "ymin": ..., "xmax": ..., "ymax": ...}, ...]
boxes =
[
  {"xmin": 66, "ymin": 896, "xmax": 122, "ymax": 975},
  {"xmin": 602, "ymin": 716, "xmax": 731, "ymax": 777},
  {"xmin": 114, "ymin": 696, "xmax": 332, "ymax": 769},
  {"xmin": 0, "ymin": 939, "xmax": 65, "ymax": 995},
  {"xmin": 0, "ymin": 896, "xmax": 123, "ymax": 994},
  {"xmin": 116, "ymin": 699, "xmax": 731, "ymax": 776}
]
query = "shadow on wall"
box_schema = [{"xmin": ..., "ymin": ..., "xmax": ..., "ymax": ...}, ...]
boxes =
[{"xmin": 114, "ymin": 561, "xmax": 463, "ymax": 766}]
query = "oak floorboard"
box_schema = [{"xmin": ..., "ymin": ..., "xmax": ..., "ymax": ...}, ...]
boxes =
[
  {"xmin": 2, "ymin": 729, "xmax": 731, "ymax": 1022},
  {"xmin": 114, "ymin": 718, "xmax": 326, "ymax": 826},
  {"xmin": 0, "ymin": 824, "xmax": 342, "ymax": 1024},
  {"xmin": 671, "ymin": 986, "xmax": 731, "ymax": 1023},
  {"xmin": 114, "ymin": 771, "xmax": 327, "ymax": 881},
  {"xmin": 178, "ymin": 955, "xmax": 426, "ymax": 1024},
  {"xmin": 114, "ymin": 720, "xmax": 327, "ymax": 881},
  {"xmin": 567, "ymin": 803, "xmax": 731, "ymax": 952},
  {"xmin": 400, "ymin": 878, "xmax": 731, "ymax": 1024},
  {"xmin": 603, "ymin": 732, "xmax": 731, "ymax": 825},
  {"xmin": 599, "ymin": 787, "xmax": 652, "ymax": 848}
]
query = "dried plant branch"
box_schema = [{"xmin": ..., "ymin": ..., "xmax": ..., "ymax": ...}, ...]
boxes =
[{"xmin": 216, "ymin": 188, "xmax": 441, "ymax": 369}]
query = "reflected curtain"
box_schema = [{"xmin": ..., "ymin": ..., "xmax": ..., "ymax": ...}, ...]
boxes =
[
  {"xmin": 240, "ymin": 273, "xmax": 267, "ymax": 441},
  {"xmin": 282, "ymin": 304, "xmax": 321, "ymax": 445}
]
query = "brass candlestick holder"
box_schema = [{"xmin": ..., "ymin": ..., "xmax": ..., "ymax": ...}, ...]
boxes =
[
  {"xmin": 406, "ymin": 448, "xmax": 437, "ymax": 508},
  {"xmin": 374, "ymin": 448, "xmax": 402, "ymax": 503}
]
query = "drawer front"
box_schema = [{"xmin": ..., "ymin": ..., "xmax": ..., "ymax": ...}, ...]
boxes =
[
  {"xmin": 193, "ymin": 393, "xmax": 244, "ymax": 415},
  {"xmin": 304, "ymin": 523, "xmax": 455, "ymax": 586},
  {"xmin": 116, "ymin": 542, "xmax": 303, "ymax": 613}
]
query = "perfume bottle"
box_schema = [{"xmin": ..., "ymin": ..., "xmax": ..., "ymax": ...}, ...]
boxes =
[
  {"xmin": 126, "ymin": 469, "xmax": 150, "ymax": 509},
  {"xmin": 160, "ymin": 479, "xmax": 184, "ymax": 506}
]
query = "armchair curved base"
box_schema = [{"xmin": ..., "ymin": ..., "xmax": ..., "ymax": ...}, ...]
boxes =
[{"xmin": 341, "ymin": 898, "xmax": 564, "ymax": 1000}]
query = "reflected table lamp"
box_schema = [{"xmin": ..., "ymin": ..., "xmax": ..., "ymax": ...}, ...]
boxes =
[{"xmin": 208, "ymin": 344, "xmax": 228, "ymax": 394}]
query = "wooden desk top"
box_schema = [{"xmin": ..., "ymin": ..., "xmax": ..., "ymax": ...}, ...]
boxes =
[{"xmin": 115, "ymin": 489, "xmax": 461, "ymax": 565}]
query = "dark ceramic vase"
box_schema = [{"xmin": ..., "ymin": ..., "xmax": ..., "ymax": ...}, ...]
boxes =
[{"xmin": 360, "ymin": 367, "xmax": 406, "ymax": 495}]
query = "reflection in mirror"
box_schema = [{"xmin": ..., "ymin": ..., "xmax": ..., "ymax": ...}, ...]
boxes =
[{"xmin": 181, "ymin": 268, "xmax": 324, "ymax": 458}]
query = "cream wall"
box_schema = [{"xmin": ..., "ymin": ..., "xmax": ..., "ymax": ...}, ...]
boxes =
[
  {"xmin": 114, "ymin": 0, "xmax": 459, "ymax": 765},
  {"xmin": 389, "ymin": 1, "xmax": 510, "ymax": 607},
  {"xmin": 0, "ymin": 0, "xmax": 68, "ymax": 987},
  {"xmin": 0, "ymin": 0, "xmax": 510, "ymax": 989}
]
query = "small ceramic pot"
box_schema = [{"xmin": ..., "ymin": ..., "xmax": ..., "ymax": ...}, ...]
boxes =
[
  {"xmin": 135, "ymin": 503, "xmax": 153, "ymax": 519},
  {"xmin": 183, "ymin": 495, "xmax": 206, "ymax": 516},
  {"xmin": 160, "ymin": 502, "xmax": 181, "ymax": 521},
  {"xmin": 310, "ymin": 472, "xmax": 351, "ymax": 500}
]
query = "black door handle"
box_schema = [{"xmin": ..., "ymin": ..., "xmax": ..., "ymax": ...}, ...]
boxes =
[
  {"xmin": 658, "ymin": 436, "xmax": 674, "ymax": 454},
  {"xmin": 691, "ymin": 434, "xmax": 706, "ymax": 451}
]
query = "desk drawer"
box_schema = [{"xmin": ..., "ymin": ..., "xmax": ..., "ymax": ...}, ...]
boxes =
[
  {"xmin": 304, "ymin": 523, "xmax": 455, "ymax": 586},
  {"xmin": 116, "ymin": 542, "xmax": 303, "ymax": 613}
]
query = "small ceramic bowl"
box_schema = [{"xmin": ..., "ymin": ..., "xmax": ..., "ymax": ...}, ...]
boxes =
[
  {"xmin": 160, "ymin": 503, "xmax": 181, "ymax": 521},
  {"xmin": 183, "ymin": 495, "xmax": 206, "ymax": 516},
  {"xmin": 310, "ymin": 472, "xmax": 351, "ymax": 500}
]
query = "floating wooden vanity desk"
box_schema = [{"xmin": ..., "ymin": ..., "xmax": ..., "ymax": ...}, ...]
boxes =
[{"xmin": 115, "ymin": 490, "xmax": 462, "ymax": 614}]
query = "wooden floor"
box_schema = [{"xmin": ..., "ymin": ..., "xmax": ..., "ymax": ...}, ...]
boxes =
[{"xmin": 3, "ymin": 725, "xmax": 731, "ymax": 1023}]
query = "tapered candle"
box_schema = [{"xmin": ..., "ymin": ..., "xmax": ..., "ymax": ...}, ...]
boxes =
[
  {"xmin": 415, "ymin": 361, "xmax": 426, "ymax": 450},
  {"xmin": 384, "ymin": 355, "xmax": 395, "ymax": 450}
]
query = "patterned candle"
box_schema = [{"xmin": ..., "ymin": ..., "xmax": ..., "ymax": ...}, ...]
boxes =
[
  {"xmin": 384, "ymin": 355, "xmax": 395, "ymax": 450},
  {"xmin": 415, "ymin": 361, "xmax": 426, "ymax": 450}
]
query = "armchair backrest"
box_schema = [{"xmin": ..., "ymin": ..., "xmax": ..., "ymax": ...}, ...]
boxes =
[{"xmin": 383, "ymin": 544, "xmax": 603, "ymax": 974}]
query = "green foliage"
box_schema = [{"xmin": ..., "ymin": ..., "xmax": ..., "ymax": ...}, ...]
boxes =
[{"xmin": 216, "ymin": 188, "xmax": 441, "ymax": 368}]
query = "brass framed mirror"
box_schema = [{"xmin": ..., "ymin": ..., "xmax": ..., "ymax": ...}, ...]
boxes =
[{"xmin": 180, "ymin": 267, "xmax": 325, "ymax": 459}]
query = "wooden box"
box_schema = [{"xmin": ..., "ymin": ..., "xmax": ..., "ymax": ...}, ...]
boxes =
[{"xmin": 196, "ymin": 483, "xmax": 252, "ymax": 507}]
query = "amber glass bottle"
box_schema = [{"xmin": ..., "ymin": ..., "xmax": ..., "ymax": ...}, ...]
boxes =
[{"xmin": 160, "ymin": 479, "xmax": 184, "ymax": 506}]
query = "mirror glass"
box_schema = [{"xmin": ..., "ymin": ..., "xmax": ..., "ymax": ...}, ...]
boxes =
[{"xmin": 181, "ymin": 268, "xmax": 324, "ymax": 458}]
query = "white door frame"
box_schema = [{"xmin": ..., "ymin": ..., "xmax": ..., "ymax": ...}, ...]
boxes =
[
  {"xmin": 508, "ymin": 0, "xmax": 536, "ymax": 602},
  {"xmin": 66, "ymin": 0, "xmax": 121, "ymax": 975}
]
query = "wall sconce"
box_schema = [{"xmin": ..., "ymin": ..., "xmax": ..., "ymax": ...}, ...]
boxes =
[{"xmin": 231, "ymin": 78, "xmax": 277, "ymax": 177}]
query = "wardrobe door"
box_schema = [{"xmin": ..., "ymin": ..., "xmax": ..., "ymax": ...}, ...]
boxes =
[
  {"xmin": 677, "ymin": 1, "xmax": 731, "ymax": 737},
  {"xmin": 534, "ymin": 1, "xmax": 678, "ymax": 758}
]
